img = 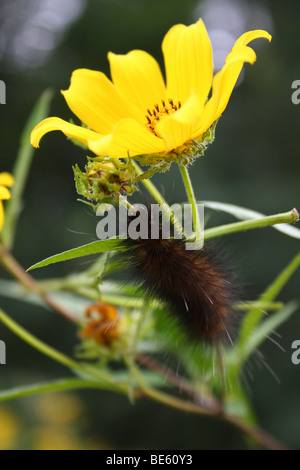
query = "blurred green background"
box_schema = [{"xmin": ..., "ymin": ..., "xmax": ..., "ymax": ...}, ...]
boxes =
[{"xmin": 0, "ymin": 0, "xmax": 299, "ymax": 450}]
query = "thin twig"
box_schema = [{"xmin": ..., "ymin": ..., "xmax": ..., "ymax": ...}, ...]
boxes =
[
  {"xmin": 221, "ymin": 413, "xmax": 287, "ymax": 450},
  {"xmin": 0, "ymin": 247, "xmax": 287, "ymax": 450},
  {"xmin": 135, "ymin": 352, "xmax": 221, "ymax": 412},
  {"xmin": 135, "ymin": 352, "xmax": 286, "ymax": 450},
  {"xmin": 0, "ymin": 246, "xmax": 77, "ymax": 322}
]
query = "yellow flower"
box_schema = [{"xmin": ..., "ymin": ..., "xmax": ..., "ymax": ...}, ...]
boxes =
[
  {"xmin": 0, "ymin": 172, "xmax": 14, "ymax": 232},
  {"xmin": 31, "ymin": 19, "xmax": 271, "ymax": 159}
]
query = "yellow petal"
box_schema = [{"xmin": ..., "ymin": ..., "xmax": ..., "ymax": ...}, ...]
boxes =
[
  {"xmin": 0, "ymin": 172, "xmax": 14, "ymax": 188},
  {"xmin": 194, "ymin": 29, "xmax": 271, "ymax": 137},
  {"xmin": 195, "ymin": 46, "xmax": 259, "ymax": 136},
  {"xmin": 62, "ymin": 69, "xmax": 140, "ymax": 134},
  {"xmin": 157, "ymin": 92, "xmax": 203, "ymax": 152},
  {"xmin": 88, "ymin": 118, "xmax": 165, "ymax": 158},
  {"xmin": 0, "ymin": 201, "xmax": 4, "ymax": 232},
  {"xmin": 162, "ymin": 19, "xmax": 213, "ymax": 106},
  {"xmin": 31, "ymin": 117, "xmax": 102, "ymax": 148},
  {"xmin": 108, "ymin": 50, "xmax": 166, "ymax": 114},
  {"xmin": 214, "ymin": 46, "xmax": 256, "ymax": 115},
  {"xmin": 234, "ymin": 30, "xmax": 272, "ymax": 47},
  {"xmin": 0, "ymin": 186, "xmax": 11, "ymax": 200}
]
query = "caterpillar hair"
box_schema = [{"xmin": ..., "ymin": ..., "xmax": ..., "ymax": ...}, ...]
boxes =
[{"xmin": 120, "ymin": 204, "xmax": 239, "ymax": 345}]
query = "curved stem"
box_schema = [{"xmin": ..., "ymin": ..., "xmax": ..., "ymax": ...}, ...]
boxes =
[
  {"xmin": 135, "ymin": 352, "xmax": 220, "ymax": 410},
  {"xmin": 2, "ymin": 90, "xmax": 53, "ymax": 249},
  {"xmin": 132, "ymin": 161, "xmax": 185, "ymax": 237},
  {"xmin": 221, "ymin": 413, "xmax": 286, "ymax": 450},
  {"xmin": 178, "ymin": 164, "xmax": 202, "ymax": 246},
  {"xmin": 0, "ymin": 308, "xmax": 130, "ymax": 395},
  {"xmin": 216, "ymin": 342, "xmax": 227, "ymax": 403},
  {"xmin": 0, "ymin": 245, "xmax": 76, "ymax": 322},
  {"xmin": 125, "ymin": 354, "xmax": 286, "ymax": 449},
  {"xmin": 0, "ymin": 305, "xmax": 286, "ymax": 449},
  {"xmin": 0, "ymin": 378, "xmax": 108, "ymax": 402},
  {"xmin": 204, "ymin": 209, "xmax": 299, "ymax": 240},
  {"xmin": 132, "ymin": 161, "xmax": 168, "ymax": 206},
  {"xmin": 119, "ymin": 195, "xmax": 134, "ymax": 211},
  {"xmin": 124, "ymin": 355, "xmax": 217, "ymax": 416}
]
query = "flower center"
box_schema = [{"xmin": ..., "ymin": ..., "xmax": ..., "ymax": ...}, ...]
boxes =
[{"xmin": 145, "ymin": 98, "xmax": 181, "ymax": 137}]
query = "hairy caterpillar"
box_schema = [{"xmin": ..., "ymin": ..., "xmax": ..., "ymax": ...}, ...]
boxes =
[{"xmin": 120, "ymin": 204, "xmax": 239, "ymax": 344}]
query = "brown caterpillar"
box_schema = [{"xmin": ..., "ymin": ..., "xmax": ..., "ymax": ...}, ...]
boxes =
[{"xmin": 120, "ymin": 205, "xmax": 239, "ymax": 344}]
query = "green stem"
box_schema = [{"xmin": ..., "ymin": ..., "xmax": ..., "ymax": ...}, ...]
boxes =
[
  {"xmin": 0, "ymin": 378, "xmax": 108, "ymax": 402},
  {"xmin": 126, "ymin": 300, "xmax": 153, "ymax": 403},
  {"xmin": 216, "ymin": 343, "xmax": 226, "ymax": 401},
  {"xmin": 123, "ymin": 357, "xmax": 284, "ymax": 448},
  {"xmin": 0, "ymin": 308, "xmax": 81, "ymax": 370},
  {"xmin": 178, "ymin": 163, "xmax": 202, "ymax": 247},
  {"xmin": 102, "ymin": 293, "xmax": 161, "ymax": 310},
  {"xmin": 204, "ymin": 209, "xmax": 299, "ymax": 240},
  {"xmin": 0, "ymin": 308, "xmax": 130, "ymax": 395},
  {"xmin": 132, "ymin": 161, "xmax": 184, "ymax": 237},
  {"xmin": 0, "ymin": 307, "xmax": 285, "ymax": 450},
  {"xmin": 2, "ymin": 90, "xmax": 53, "ymax": 249},
  {"xmin": 119, "ymin": 195, "xmax": 134, "ymax": 211},
  {"xmin": 124, "ymin": 356, "xmax": 218, "ymax": 416},
  {"xmin": 130, "ymin": 303, "xmax": 150, "ymax": 359},
  {"xmin": 235, "ymin": 301, "xmax": 284, "ymax": 311},
  {"xmin": 221, "ymin": 414, "xmax": 286, "ymax": 450},
  {"xmin": 132, "ymin": 161, "xmax": 168, "ymax": 205}
]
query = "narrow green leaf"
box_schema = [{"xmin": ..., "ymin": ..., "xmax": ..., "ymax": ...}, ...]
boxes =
[
  {"xmin": 240, "ymin": 301, "xmax": 298, "ymax": 363},
  {"xmin": 2, "ymin": 89, "xmax": 54, "ymax": 248},
  {"xmin": 0, "ymin": 280, "xmax": 93, "ymax": 319},
  {"xmin": 0, "ymin": 278, "xmax": 160, "ymax": 313},
  {"xmin": 0, "ymin": 279, "xmax": 45, "ymax": 307},
  {"xmin": 238, "ymin": 251, "xmax": 300, "ymax": 347},
  {"xmin": 27, "ymin": 238, "xmax": 124, "ymax": 271}
]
